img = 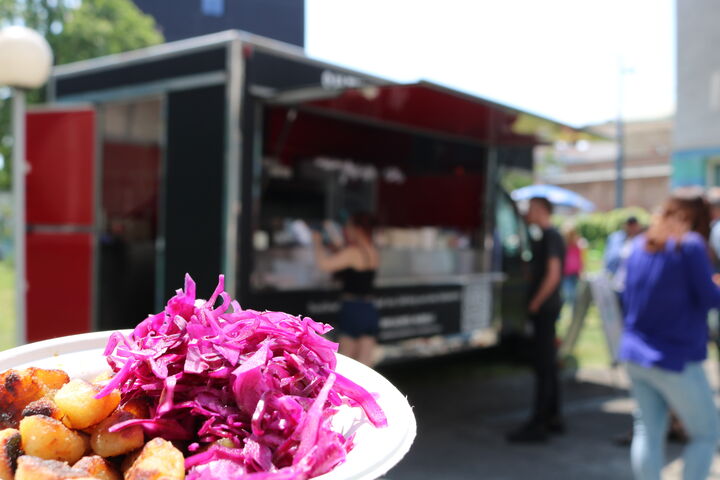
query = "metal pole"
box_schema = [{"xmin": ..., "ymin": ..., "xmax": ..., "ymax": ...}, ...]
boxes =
[
  {"xmin": 11, "ymin": 88, "xmax": 26, "ymax": 346},
  {"xmin": 615, "ymin": 67, "xmax": 625, "ymax": 209}
]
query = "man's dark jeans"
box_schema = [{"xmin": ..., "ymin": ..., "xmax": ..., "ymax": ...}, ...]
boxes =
[{"xmin": 529, "ymin": 301, "xmax": 563, "ymax": 424}]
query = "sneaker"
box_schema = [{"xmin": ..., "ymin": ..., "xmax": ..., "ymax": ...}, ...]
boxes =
[
  {"xmin": 546, "ymin": 417, "xmax": 566, "ymax": 435},
  {"xmin": 667, "ymin": 427, "xmax": 688, "ymax": 444},
  {"xmin": 612, "ymin": 431, "xmax": 633, "ymax": 447},
  {"xmin": 506, "ymin": 423, "xmax": 549, "ymax": 444}
]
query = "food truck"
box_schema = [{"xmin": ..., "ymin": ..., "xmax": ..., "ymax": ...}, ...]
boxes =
[{"xmin": 26, "ymin": 30, "xmax": 589, "ymax": 357}]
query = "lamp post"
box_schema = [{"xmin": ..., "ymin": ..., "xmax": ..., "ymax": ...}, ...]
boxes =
[
  {"xmin": 0, "ymin": 26, "xmax": 53, "ymax": 346},
  {"xmin": 615, "ymin": 63, "xmax": 634, "ymax": 209}
]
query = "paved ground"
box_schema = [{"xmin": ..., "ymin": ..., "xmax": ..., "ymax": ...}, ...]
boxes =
[{"xmin": 377, "ymin": 353, "xmax": 720, "ymax": 480}]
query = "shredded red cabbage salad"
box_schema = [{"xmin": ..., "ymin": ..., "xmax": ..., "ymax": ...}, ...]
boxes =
[{"xmin": 97, "ymin": 274, "xmax": 387, "ymax": 479}]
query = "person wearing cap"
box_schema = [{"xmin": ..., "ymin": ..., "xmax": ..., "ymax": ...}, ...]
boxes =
[{"xmin": 507, "ymin": 196, "xmax": 566, "ymax": 443}]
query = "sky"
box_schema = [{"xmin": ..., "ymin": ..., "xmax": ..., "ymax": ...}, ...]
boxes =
[{"xmin": 305, "ymin": 0, "xmax": 676, "ymax": 127}]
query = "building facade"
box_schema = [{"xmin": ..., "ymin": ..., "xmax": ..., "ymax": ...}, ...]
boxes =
[
  {"xmin": 132, "ymin": 0, "xmax": 305, "ymax": 47},
  {"xmin": 673, "ymin": 0, "xmax": 720, "ymax": 187},
  {"xmin": 537, "ymin": 119, "xmax": 672, "ymax": 212}
]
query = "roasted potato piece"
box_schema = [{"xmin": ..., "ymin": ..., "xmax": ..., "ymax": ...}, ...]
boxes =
[
  {"xmin": 31, "ymin": 370, "xmax": 70, "ymax": 393},
  {"xmin": 0, "ymin": 428, "xmax": 22, "ymax": 480},
  {"xmin": 91, "ymin": 372, "xmax": 113, "ymax": 385},
  {"xmin": 73, "ymin": 456, "xmax": 121, "ymax": 480},
  {"xmin": 15, "ymin": 456, "xmax": 96, "ymax": 480},
  {"xmin": 21, "ymin": 398, "xmax": 65, "ymax": 422},
  {"xmin": 0, "ymin": 369, "xmax": 70, "ymax": 429},
  {"xmin": 119, "ymin": 399, "xmax": 149, "ymax": 421},
  {"xmin": 89, "ymin": 409, "xmax": 144, "ymax": 458},
  {"xmin": 54, "ymin": 380, "xmax": 120, "ymax": 429},
  {"xmin": 19, "ymin": 416, "xmax": 88, "ymax": 464},
  {"xmin": 124, "ymin": 438, "xmax": 184, "ymax": 480},
  {"xmin": 120, "ymin": 449, "xmax": 141, "ymax": 475}
]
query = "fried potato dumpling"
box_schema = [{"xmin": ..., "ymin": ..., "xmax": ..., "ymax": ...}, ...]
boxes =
[
  {"xmin": 30, "ymin": 370, "xmax": 70, "ymax": 393},
  {"xmin": 0, "ymin": 369, "xmax": 70, "ymax": 429},
  {"xmin": 19, "ymin": 416, "xmax": 88, "ymax": 464},
  {"xmin": 21, "ymin": 398, "xmax": 65, "ymax": 423},
  {"xmin": 15, "ymin": 456, "xmax": 96, "ymax": 480},
  {"xmin": 120, "ymin": 449, "xmax": 141, "ymax": 475},
  {"xmin": 0, "ymin": 428, "xmax": 22, "ymax": 480},
  {"xmin": 88, "ymin": 408, "xmax": 144, "ymax": 458},
  {"xmin": 124, "ymin": 438, "xmax": 185, "ymax": 480},
  {"xmin": 91, "ymin": 372, "xmax": 113, "ymax": 386},
  {"xmin": 54, "ymin": 380, "xmax": 120, "ymax": 429},
  {"xmin": 73, "ymin": 455, "xmax": 121, "ymax": 480},
  {"xmin": 119, "ymin": 399, "xmax": 149, "ymax": 421}
]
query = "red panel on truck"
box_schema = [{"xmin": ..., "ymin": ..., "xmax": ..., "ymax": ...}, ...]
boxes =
[
  {"xmin": 25, "ymin": 107, "xmax": 96, "ymax": 342},
  {"xmin": 26, "ymin": 110, "xmax": 95, "ymax": 225},
  {"xmin": 26, "ymin": 233, "xmax": 92, "ymax": 342},
  {"xmin": 378, "ymin": 173, "xmax": 485, "ymax": 228}
]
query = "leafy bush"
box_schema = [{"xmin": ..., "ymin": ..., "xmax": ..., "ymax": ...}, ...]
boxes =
[
  {"xmin": 0, "ymin": 196, "xmax": 12, "ymax": 263},
  {"xmin": 556, "ymin": 207, "xmax": 651, "ymax": 248}
]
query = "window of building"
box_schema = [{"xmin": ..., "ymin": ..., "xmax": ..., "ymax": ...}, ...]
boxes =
[
  {"xmin": 710, "ymin": 71, "xmax": 720, "ymax": 112},
  {"xmin": 201, "ymin": 0, "xmax": 224, "ymax": 16},
  {"xmin": 707, "ymin": 156, "xmax": 720, "ymax": 186}
]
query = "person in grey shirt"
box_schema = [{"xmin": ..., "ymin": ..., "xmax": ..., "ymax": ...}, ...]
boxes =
[{"xmin": 604, "ymin": 217, "xmax": 642, "ymax": 276}]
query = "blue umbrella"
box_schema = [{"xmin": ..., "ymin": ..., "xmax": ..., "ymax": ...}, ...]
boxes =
[{"xmin": 511, "ymin": 184, "xmax": 596, "ymax": 212}]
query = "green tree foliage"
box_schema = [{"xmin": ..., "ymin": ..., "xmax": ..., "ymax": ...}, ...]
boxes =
[
  {"xmin": 52, "ymin": 0, "xmax": 164, "ymax": 65},
  {"xmin": 500, "ymin": 168, "xmax": 533, "ymax": 193},
  {"xmin": 0, "ymin": 0, "xmax": 164, "ymax": 189}
]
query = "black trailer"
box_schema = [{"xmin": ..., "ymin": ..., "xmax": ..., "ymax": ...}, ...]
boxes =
[{"xmin": 50, "ymin": 30, "xmax": 589, "ymax": 359}]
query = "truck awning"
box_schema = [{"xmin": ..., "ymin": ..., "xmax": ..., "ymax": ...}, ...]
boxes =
[{"xmin": 264, "ymin": 81, "xmax": 598, "ymax": 148}]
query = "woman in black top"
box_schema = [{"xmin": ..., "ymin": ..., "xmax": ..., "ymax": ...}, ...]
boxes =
[{"xmin": 313, "ymin": 213, "xmax": 380, "ymax": 366}]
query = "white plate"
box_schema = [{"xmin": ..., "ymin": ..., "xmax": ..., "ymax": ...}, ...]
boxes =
[{"xmin": 0, "ymin": 331, "xmax": 416, "ymax": 480}]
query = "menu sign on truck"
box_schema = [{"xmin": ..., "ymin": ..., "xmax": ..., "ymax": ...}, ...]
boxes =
[{"xmin": 248, "ymin": 285, "xmax": 463, "ymax": 343}]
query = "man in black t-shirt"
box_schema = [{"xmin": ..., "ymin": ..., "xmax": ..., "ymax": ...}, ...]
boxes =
[{"xmin": 507, "ymin": 196, "xmax": 566, "ymax": 443}]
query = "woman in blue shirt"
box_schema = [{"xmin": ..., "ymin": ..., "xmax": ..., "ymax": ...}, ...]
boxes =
[{"xmin": 620, "ymin": 191, "xmax": 720, "ymax": 480}]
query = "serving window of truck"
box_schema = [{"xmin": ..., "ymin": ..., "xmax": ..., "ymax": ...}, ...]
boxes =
[
  {"xmin": 247, "ymin": 87, "xmax": 507, "ymax": 348},
  {"xmin": 41, "ymin": 30, "xmax": 588, "ymax": 356}
]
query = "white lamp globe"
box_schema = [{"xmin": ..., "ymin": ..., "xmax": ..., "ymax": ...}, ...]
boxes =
[{"xmin": 0, "ymin": 26, "xmax": 53, "ymax": 89}]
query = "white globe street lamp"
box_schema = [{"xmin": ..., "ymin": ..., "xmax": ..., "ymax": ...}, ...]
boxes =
[
  {"xmin": 0, "ymin": 26, "xmax": 53, "ymax": 346},
  {"xmin": 0, "ymin": 26, "xmax": 53, "ymax": 88}
]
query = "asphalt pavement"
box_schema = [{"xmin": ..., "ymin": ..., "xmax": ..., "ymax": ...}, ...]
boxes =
[{"xmin": 377, "ymin": 352, "xmax": 720, "ymax": 480}]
